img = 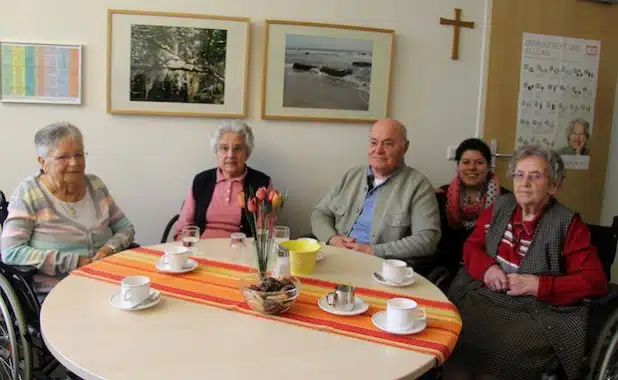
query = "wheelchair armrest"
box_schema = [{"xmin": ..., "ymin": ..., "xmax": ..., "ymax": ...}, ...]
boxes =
[
  {"xmin": 583, "ymin": 283, "xmax": 618, "ymax": 307},
  {"xmin": 0, "ymin": 262, "xmax": 37, "ymax": 279}
]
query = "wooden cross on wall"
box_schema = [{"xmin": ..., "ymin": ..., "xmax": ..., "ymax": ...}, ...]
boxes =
[{"xmin": 440, "ymin": 8, "xmax": 475, "ymax": 60}]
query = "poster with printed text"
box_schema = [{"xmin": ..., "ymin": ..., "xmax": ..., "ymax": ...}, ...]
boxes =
[
  {"xmin": 0, "ymin": 42, "xmax": 82, "ymax": 104},
  {"xmin": 515, "ymin": 33, "xmax": 600, "ymax": 170}
]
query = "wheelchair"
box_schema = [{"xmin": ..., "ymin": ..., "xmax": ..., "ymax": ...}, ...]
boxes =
[{"xmin": 0, "ymin": 190, "xmax": 62, "ymax": 379}]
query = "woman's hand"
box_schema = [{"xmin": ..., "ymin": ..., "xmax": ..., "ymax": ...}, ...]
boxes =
[
  {"xmin": 92, "ymin": 245, "xmax": 115, "ymax": 261},
  {"xmin": 506, "ymin": 273, "xmax": 539, "ymax": 296},
  {"xmin": 483, "ymin": 264, "xmax": 508, "ymax": 292},
  {"xmin": 77, "ymin": 256, "xmax": 92, "ymax": 267}
]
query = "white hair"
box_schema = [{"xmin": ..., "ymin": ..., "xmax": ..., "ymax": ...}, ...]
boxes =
[
  {"xmin": 508, "ymin": 145, "xmax": 565, "ymax": 184},
  {"xmin": 34, "ymin": 122, "xmax": 83, "ymax": 157},
  {"xmin": 209, "ymin": 120, "xmax": 254, "ymax": 156}
]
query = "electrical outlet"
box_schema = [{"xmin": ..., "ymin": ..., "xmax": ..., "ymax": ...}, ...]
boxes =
[{"xmin": 446, "ymin": 146, "xmax": 457, "ymax": 160}]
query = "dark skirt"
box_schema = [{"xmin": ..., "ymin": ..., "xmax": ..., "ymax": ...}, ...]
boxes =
[{"xmin": 448, "ymin": 284, "xmax": 559, "ymax": 380}]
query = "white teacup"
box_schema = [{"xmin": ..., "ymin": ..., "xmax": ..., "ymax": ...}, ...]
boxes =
[
  {"xmin": 386, "ymin": 298, "xmax": 427, "ymax": 331},
  {"xmin": 120, "ymin": 276, "xmax": 151, "ymax": 306},
  {"xmin": 381, "ymin": 259, "xmax": 414, "ymax": 283},
  {"xmin": 162, "ymin": 246, "xmax": 189, "ymax": 270}
]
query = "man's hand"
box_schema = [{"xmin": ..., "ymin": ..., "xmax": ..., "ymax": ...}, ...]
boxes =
[
  {"xmin": 328, "ymin": 235, "xmax": 355, "ymax": 248},
  {"xmin": 343, "ymin": 241, "xmax": 373, "ymax": 255},
  {"xmin": 483, "ymin": 264, "xmax": 508, "ymax": 292},
  {"xmin": 506, "ymin": 273, "xmax": 540, "ymax": 296}
]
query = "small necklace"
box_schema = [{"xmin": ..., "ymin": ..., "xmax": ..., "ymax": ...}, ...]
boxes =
[{"xmin": 63, "ymin": 202, "xmax": 77, "ymax": 218}]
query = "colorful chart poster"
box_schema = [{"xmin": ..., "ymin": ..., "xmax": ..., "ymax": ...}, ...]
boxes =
[
  {"xmin": 0, "ymin": 42, "xmax": 81, "ymax": 104},
  {"xmin": 514, "ymin": 33, "xmax": 600, "ymax": 170}
]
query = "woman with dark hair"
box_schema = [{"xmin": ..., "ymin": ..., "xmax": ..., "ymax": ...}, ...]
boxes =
[{"xmin": 436, "ymin": 138, "xmax": 507, "ymax": 273}]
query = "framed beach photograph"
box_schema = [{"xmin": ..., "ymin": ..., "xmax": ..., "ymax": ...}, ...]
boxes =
[
  {"xmin": 107, "ymin": 9, "xmax": 250, "ymax": 118},
  {"xmin": 261, "ymin": 20, "xmax": 395, "ymax": 123},
  {"xmin": 0, "ymin": 41, "xmax": 82, "ymax": 104}
]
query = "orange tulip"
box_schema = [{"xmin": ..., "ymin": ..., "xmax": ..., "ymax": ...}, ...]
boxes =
[
  {"xmin": 256, "ymin": 187, "xmax": 268, "ymax": 201},
  {"xmin": 247, "ymin": 197, "xmax": 258, "ymax": 213},
  {"xmin": 238, "ymin": 192, "xmax": 245, "ymax": 208}
]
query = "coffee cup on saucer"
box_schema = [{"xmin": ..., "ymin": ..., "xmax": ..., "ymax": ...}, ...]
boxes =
[
  {"xmin": 381, "ymin": 259, "xmax": 414, "ymax": 283},
  {"xmin": 325, "ymin": 284, "xmax": 355, "ymax": 311},
  {"xmin": 162, "ymin": 246, "xmax": 189, "ymax": 270},
  {"xmin": 386, "ymin": 298, "xmax": 426, "ymax": 331},
  {"xmin": 120, "ymin": 276, "xmax": 151, "ymax": 306}
]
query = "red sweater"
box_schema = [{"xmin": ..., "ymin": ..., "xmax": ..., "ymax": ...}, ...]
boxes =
[{"xmin": 463, "ymin": 205, "xmax": 607, "ymax": 306}]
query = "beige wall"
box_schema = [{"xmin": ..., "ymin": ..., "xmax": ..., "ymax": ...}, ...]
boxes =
[
  {"xmin": 602, "ymin": 76, "xmax": 618, "ymax": 280},
  {"xmin": 0, "ymin": 0, "xmax": 491, "ymax": 245}
]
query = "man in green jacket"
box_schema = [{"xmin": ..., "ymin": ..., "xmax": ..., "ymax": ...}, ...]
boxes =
[{"xmin": 311, "ymin": 118, "xmax": 441, "ymax": 269}]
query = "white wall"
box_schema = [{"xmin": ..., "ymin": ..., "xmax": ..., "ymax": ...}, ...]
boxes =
[{"xmin": 0, "ymin": 0, "xmax": 491, "ymax": 245}]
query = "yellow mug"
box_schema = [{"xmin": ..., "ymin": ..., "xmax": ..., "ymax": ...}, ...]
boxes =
[{"xmin": 279, "ymin": 239, "xmax": 321, "ymax": 276}]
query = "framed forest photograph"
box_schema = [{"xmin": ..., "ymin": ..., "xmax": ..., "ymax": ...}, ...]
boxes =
[
  {"xmin": 107, "ymin": 9, "xmax": 249, "ymax": 117},
  {"xmin": 261, "ymin": 20, "xmax": 395, "ymax": 123}
]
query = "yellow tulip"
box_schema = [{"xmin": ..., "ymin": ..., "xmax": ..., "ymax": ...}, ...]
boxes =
[{"xmin": 271, "ymin": 193, "xmax": 282, "ymax": 209}]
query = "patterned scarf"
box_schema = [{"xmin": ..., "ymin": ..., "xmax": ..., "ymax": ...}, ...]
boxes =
[{"xmin": 446, "ymin": 172, "xmax": 500, "ymax": 229}]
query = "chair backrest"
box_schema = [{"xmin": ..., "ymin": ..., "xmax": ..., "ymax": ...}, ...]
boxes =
[
  {"xmin": 161, "ymin": 214, "xmax": 180, "ymax": 244},
  {"xmin": 0, "ymin": 190, "xmax": 8, "ymax": 227},
  {"xmin": 586, "ymin": 216, "xmax": 618, "ymax": 283}
]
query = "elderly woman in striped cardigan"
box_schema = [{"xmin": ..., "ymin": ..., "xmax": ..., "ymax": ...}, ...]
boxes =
[{"xmin": 1, "ymin": 122, "xmax": 135, "ymax": 296}]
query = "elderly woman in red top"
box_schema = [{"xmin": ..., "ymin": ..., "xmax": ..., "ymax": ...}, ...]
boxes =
[
  {"xmin": 443, "ymin": 145, "xmax": 607, "ymax": 380},
  {"xmin": 174, "ymin": 120, "xmax": 270, "ymax": 239}
]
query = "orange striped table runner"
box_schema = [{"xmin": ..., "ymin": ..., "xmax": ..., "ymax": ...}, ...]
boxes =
[{"xmin": 73, "ymin": 247, "xmax": 461, "ymax": 364}]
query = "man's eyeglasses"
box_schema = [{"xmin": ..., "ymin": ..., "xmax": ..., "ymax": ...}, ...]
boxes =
[{"xmin": 49, "ymin": 152, "xmax": 88, "ymax": 163}]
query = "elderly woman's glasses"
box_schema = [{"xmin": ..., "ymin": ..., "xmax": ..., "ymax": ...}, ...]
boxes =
[
  {"xmin": 511, "ymin": 171, "xmax": 545, "ymax": 182},
  {"xmin": 50, "ymin": 152, "xmax": 88, "ymax": 163},
  {"xmin": 217, "ymin": 145, "xmax": 244, "ymax": 154}
]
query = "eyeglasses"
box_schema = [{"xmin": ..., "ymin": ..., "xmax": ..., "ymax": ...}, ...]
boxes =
[
  {"xmin": 49, "ymin": 152, "xmax": 88, "ymax": 163},
  {"xmin": 217, "ymin": 145, "xmax": 245, "ymax": 154},
  {"xmin": 511, "ymin": 171, "xmax": 545, "ymax": 182}
]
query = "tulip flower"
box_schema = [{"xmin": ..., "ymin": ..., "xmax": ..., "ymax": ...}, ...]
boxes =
[
  {"xmin": 247, "ymin": 197, "xmax": 258, "ymax": 213},
  {"xmin": 268, "ymin": 189, "xmax": 278, "ymax": 203},
  {"xmin": 256, "ymin": 187, "xmax": 268, "ymax": 201},
  {"xmin": 271, "ymin": 193, "xmax": 282, "ymax": 209}
]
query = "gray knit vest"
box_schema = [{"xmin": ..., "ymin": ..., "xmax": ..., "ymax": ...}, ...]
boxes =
[{"xmin": 486, "ymin": 194, "xmax": 574, "ymax": 276}]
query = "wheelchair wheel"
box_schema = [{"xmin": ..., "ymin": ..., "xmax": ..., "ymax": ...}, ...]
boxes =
[
  {"xmin": 591, "ymin": 308, "xmax": 618, "ymax": 380},
  {"xmin": 0, "ymin": 274, "xmax": 32, "ymax": 380}
]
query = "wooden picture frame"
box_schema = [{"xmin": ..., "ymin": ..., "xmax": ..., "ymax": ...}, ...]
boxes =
[
  {"xmin": 261, "ymin": 20, "xmax": 395, "ymax": 123},
  {"xmin": 107, "ymin": 9, "xmax": 250, "ymax": 118},
  {"xmin": 0, "ymin": 41, "xmax": 82, "ymax": 104}
]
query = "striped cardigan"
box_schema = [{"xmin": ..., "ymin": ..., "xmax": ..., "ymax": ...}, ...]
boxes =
[{"xmin": 1, "ymin": 174, "xmax": 134, "ymax": 293}]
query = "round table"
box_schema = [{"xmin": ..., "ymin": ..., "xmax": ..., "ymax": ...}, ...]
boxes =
[{"xmin": 41, "ymin": 239, "xmax": 455, "ymax": 380}]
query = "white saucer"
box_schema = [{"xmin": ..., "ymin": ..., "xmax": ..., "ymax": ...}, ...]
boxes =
[
  {"xmin": 372, "ymin": 272, "xmax": 416, "ymax": 287},
  {"xmin": 318, "ymin": 296, "xmax": 369, "ymax": 316},
  {"xmin": 155, "ymin": 258, "xmax": 199, "ymax": 273},
  {"xmin": 371, "ymin": 311, "xmax": 427, "ymax": 335},
  {"xmin": 316, "ymin": 251, "xmax": 325, "ymax": 262},
  {"xmin": 110, "ymin": 289, "xmax": 161, "ymax": 311}
]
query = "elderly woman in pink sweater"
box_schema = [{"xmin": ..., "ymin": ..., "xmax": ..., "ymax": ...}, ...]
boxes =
[{"xmin": 174, "ymin": 120, "xmax": 271, "ymax": 240}]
